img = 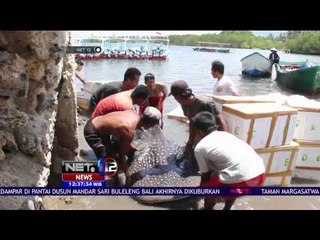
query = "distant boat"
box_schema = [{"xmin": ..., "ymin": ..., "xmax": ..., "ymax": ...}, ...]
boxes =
[
  {"xmin": 193, "ymin": 47, "xmax": 230, "ymax": 53},
  {"xmin": 275, "ymin": 63, "xmax": 320, "ymax": 95},
  {"xmin": 76, "ymin": 34, "xmax": 169, "ymax": 61},
  {"xmin": 241, "ymin": 52, "xmax": 272, "ymax": 77},
  {"xmin": 193, "ymin": 41, "xmax": 231, "ymax": 53}
]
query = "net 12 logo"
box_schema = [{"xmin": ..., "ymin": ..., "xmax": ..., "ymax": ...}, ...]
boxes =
[{"xmin": 62, "ymin": 158, "xmax": 118, "ymax": 188}]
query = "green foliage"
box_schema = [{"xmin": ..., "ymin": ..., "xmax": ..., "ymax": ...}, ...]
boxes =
[
  {"xmin": 169, "ymin": 31, "xmax": 320, "ymax": 55},
  {"xmin": 169, "ymin": 31, "xmax": 284, "ymax": 49},
  {"xmin": 286, "ymin": 31, "xmax": 320, "ymax": 54}
]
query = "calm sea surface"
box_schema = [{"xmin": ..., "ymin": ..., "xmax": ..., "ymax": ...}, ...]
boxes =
[
  {"xmin": 55, "ymin": 46, "xmax": 320, "ymax": 210},
  {"xmin": 78, "ymin": 45, "xmax": 320, "ymax": 114}
]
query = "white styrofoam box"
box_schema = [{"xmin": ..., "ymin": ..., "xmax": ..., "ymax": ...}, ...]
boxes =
[
  {"xmin": 256, "ymin": 142, "xmax": 299, "ymax": 174},
  {"xmin": 204, "ymin": 94, "xmax": 276, "ymax": 113},
  {"xmin": 295, "ymin": 141, "xmax": 320, "ymax": 169},
  {"xmin": 263, "ymin": 176, "xmax": 292, "ymax": 186},
  {"xmin": 292, "ymin": 168, "xmax": 320, "ymax": 182},
  {"xmin": 167, "ymin": 106, "xmax": 188, "ymax": 123},
  {"xmin": 294, "ymin": 111, "xmax": 320, "ymax": 141},
  {"xmin": 222, "ymin": 103, "xmax": 298, "ymax": 149},
  {"xmin": 285, "ymin": 95, "xmax": 320, "ymax": 142}
]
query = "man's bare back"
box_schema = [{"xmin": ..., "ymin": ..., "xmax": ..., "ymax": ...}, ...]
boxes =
[{"xmin": 92, "ymin": 110, "xmax": 140, "ymax": 137}]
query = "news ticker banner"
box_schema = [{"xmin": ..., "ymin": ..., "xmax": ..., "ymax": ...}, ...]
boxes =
[{"xmin": 1, "ymin": 187, "xmax": 320, "ymax": 196}]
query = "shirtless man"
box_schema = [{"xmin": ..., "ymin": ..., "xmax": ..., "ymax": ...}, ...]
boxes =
[
  {"xmin": 139, "ymin": 73, "xmax": 168, "ymax": 128},
  {"xmin": 84, "ymin": 107, "xmax": 162, "ymax": 186},
  {"xmin": 84, "ymin": 110, "xmax": 141, "ymax": 185}
]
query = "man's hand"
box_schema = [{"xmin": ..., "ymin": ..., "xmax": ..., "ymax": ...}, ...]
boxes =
[
  {"xmin": 125, "ymin": 173, "xmax": 131, "ymax": 186},
  {"xmin": 130, "ymin": 142, "xmax": 137, "ymax": 151},
  {"xmin": 186, "ymin": 140, "xmax": 194, "ymax": 148}
]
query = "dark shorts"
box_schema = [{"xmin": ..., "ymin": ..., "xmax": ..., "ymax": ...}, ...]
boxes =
[{"xmin": 83, "ymin": 119, "xmax": 120, "ymax": 160}]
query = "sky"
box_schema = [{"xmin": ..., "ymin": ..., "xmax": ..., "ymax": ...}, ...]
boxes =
[{"xmin": 72, "ymin": 31, "xmax": 287, "ymax": 38}]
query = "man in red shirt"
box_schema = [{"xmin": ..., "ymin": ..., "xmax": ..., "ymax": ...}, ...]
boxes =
[{"xmin": 91, "ymin": 85, "xmax": 149, "ymax": 118}]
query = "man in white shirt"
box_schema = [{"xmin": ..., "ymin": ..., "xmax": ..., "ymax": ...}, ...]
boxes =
[
  {"xmin": 211, "ymin": 60, "xmax": 240, "ymax": 96},
  {"xmin": 192, "ymin": 112, "xmax": 265, "ymax": 210}
]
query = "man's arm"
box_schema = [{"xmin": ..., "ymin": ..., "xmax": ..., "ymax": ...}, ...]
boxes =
[
  {"xmin": 215, "ymin": 113, "xmax": 228, "ymax": 131},
  {"xmin": 205, "ymin": 102, "xmax": 227, "ymax": 131},
  {"xmin": 194, "ymin": 148, "xmax": 212, "ymax": 186},
  {"xmin": 200, "ymin": 172, "xmax": 212, "ymax": 186},
  {"xmin": 160, "ymin": 84, "xmax": 168, "ymax": 101},
  {"xmin": 187, "ymin": 119, "xmax": 195, "ymax": 147},
  {"xmin": 75, "ymin": 72, "xmax": 87, "ymax": 84},
  {"xmin": 227, "ymin": 81, "xmax": 240, "ymax": 96},
  {"xmin": 118, "ymin": 127, "xmax": 134, "ymax": 185}
]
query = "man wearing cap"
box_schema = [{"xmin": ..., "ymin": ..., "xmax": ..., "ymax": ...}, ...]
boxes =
[
  {"xmin": 211, "ymin": 60, "xmax": 240, "ymax": 96},
  {"xmin": 269, "ymin": 48, "xmax": 280, "ymax": 64},
  {"xmin": 91, "ymin": 85, "xmax": 149, "ymax": 118},
  {"xmin": 169, "ymin": 80, "xmax": 227, "ymax": 148},
  {"xmin": 138, "ymin": 106, "xmax": 162, "ymax": 129},
  {"xmin": 139, "ymin": 73, "xmax": 168, "ymax": 128},
  {"xmin": 192, "ymin": 112, "xmax": 265, "ymax": 210}
]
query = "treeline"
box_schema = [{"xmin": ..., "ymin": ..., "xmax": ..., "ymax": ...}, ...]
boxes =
[
  {"xmin": 285, "ymin": 31, "xmax": 320, "ymax": 55},
  {"xmin": 169, "ymin": 31, "xmax": 320, "ymax": 55}
]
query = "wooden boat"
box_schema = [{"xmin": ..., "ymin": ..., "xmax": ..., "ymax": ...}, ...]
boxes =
[
  {"xmin": 240, "ymin": 52, "xmax": 272, "ymax": 77},
  {"xmin": 279, "ymin": 60, "xmax": 308, "ymax": 68},
  {"xmin": 193, "ymin": 41, "xmax": 231, "ymax": 53},
  {"xmin": 275, "ymin": 63, "xmax": 320, "ymax": 95}
]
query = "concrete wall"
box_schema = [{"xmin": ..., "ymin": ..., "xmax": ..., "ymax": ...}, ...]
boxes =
[{"xmin": 0, "ymin": 31, "xmax": 78, "ymax": 209}]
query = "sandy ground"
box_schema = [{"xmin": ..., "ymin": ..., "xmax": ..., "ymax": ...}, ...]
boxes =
[{"xmin": 42, "ymin": 112, "xmax": 320, "ymax": 210}]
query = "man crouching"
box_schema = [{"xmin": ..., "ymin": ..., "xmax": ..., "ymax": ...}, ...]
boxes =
[
  {"xmin": 192, "ymin": 112, "xmax": 266, "ymax": 210},
  {"xmin": 83, "ymin": 107, "xmax": 162, "ymax": 186}
]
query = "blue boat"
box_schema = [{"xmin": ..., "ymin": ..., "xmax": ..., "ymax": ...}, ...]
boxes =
[{"xmin": 241, "ymin": 52, "xmax": 273, "ymax": 77}]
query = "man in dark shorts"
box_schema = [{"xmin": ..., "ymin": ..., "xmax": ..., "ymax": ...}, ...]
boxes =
[
  {"xmin": 88, "ymin": 67, "xmax": 141, "ymax": 113},
  {"xmin": 84, "ymin": 110, "xmax": 140, "ymax": 185},
  {"xmin": 83, "ymin": 107, "xmax": 162, "ymax": 186}
]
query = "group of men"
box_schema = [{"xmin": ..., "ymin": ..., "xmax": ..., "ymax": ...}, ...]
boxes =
[{"xmin": 75, "ymin": 59, "xmax": 266, "ymax": 210}]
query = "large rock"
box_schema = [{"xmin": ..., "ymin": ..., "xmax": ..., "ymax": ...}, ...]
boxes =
[
  {"xmin": 14, "ymin": 115, "xmax": 50, "ymax": 165},
  {"xmin": 0, "ymin": 51, "xmax": 29, "ymax": 97}
]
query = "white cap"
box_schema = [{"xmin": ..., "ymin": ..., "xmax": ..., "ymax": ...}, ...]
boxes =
[
  {"xmin": 143, "ymin": 106, "xmax": 161, "ymax": 121},
  {"xmin": 270, "ymin": 48, "xmax": 278, "ymax": 52}
]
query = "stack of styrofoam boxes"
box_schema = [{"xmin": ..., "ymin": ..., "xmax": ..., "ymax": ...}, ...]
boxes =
[
  {"xmin": 222, "ymin": 102, "xmax": 299, "ymax": 186},
  {"xmin": 205, "ymin": 94, "xmax": 277, "ymax": 113},
  {"xmin": 285, "ymin": 99, "xmax": 320, "ymax": 180}
]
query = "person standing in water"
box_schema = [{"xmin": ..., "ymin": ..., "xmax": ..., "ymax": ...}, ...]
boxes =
[{"xmin": 139, "ymin": 73, "xmax": 168, "ymax": 128}]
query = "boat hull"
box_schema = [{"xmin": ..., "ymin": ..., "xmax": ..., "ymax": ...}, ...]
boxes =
[
  {"xmin": 275, "ymin": 65, "xmax": 320, "ymax": 95},
  {"xmin": 241, "ymin": 52, "xmax": 272, "ymax": 78}
]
